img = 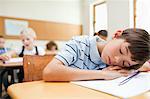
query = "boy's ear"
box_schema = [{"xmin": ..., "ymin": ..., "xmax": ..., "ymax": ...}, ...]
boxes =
[{"xmin": 112, "ymin": 30, "xmax": 123, "ymax": 39}]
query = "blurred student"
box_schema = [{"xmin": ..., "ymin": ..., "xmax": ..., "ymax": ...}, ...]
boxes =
[
  {"xmin": 0, "ymin": 28, "xmax": 45, "ymax": 59},
  {"xmin": 0, "ymin": 36, "xmax": 12, "ymax": 60},
  {"xmin": 16, "ymin": 27, "xmax": 45, "ymax": 82},
  {"xmin": 1, "ymin": 28, "xmax": 45, "ymax": 82},
  {"xmin": 46, "ymin": 41, "xmax": 58, "ymax": 55},
  {"xmin": 0, "ymin": 36, "xmax": 11, "ymax": 95},
  {"xmin": 15, "ymin": 27, "xmax": 45, "ymax": 56},
  {"xmin": 94, "ymin": 30, "xmax": 108, "ymax": 40}
]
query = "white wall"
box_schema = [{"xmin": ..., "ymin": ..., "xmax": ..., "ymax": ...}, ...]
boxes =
[
  {"xmin": 81, "ymin": 0, "xmax": 90, "ymax": 35},
  {"xmin": 107, "ymin": 0, "xmax": 130, "ymax": 40},
  {"xmin": 0, "ymin": 0, "xmax": 132, "ymax": 39},
  {"xmin": 0, "ymin": 0, "xmax": 82, "ymax": 25},
  {"xmin": 5, "ymin": 39, "xmax": 67, "ymax": 51},
  {"xmin": 0, "ymin": 0, "xmax": 82, "ymax": 50}
]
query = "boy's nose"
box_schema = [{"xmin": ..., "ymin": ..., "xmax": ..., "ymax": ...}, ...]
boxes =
[
  {"xmin": 24, "ymin": 40, "xmax": 28, "ymax": 43},
  {"xmin": 113, "ymin": 56, "xmax": 120, "ymax": 64}
]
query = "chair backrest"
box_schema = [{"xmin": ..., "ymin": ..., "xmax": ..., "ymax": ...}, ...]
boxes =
[{"xmin": 23, "ymin": 55, "xmax": 54, "ymax": 82}]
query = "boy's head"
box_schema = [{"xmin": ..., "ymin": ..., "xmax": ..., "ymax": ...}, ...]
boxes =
[
  {"xmin": 0, "ymin": 36, "xmax": 5, "ymax": 48},
  {"xmin": 20, "ymin": 28, "xmax": 37, "ymax": 48},
  {"xmin": 46, "ymin": 41, "xmax": 58, "ymax": 51},
  {"xmin": 101, "ymin": 28, "xmax": 149, "ymax": 70}
]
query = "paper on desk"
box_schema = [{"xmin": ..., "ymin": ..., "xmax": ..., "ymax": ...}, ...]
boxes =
[
  {"xmin": 71, "ymin": 72, "xmax": 150, "ymax": 98},
  {"xmin": 4, "ymin": 57, "xmax": 23, "ymax": 64}
]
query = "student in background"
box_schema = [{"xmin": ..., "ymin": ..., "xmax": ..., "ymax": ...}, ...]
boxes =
[
  {"xmin": 0, "ymin": 28, "xmax": 45, "ymax": 58},
  {"xmin": 94, "ymin": 30, "xmax": 108, "ymax": 40},
  {"xmin": 0, "ymin": 36, "xmax": 11, "ymax": 96},
  {"xmin": 43, "ymin": 28, "xmax": 149, "ymax": 81},
  {"xmin": 0, "ymin": 36, "xmax": 12, "ymax": 60},
  {"xmin": 16, "ymin": 27, "xmax": 45, "ymax": 56},
  {"xmin": 16, "ymin": 27, "xmax": 45, "ymax": 82},
  {"xmin": 46, "ymin": 41, "xmax": 58, "ymax": 55},
  {"xmin": 1, "ymin": 28, "xmax": 45, "ymax": 82}
]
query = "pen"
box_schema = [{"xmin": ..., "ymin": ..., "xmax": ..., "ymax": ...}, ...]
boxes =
[{"xmin": 118, "ymin": 70, "xmax": 140, "ymax": 86}]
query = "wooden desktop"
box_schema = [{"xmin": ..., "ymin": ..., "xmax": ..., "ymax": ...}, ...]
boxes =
[{"xmin": 7, "ymin": 81, "xmax": 150, "ymax": 99}]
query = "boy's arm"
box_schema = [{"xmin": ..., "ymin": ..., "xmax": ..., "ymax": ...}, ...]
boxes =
[
  {"xmin": 0, "ymin": 50, "xmax": 16, "ymax": 61},
  {"xmin": 43, "ymin": 58, "xmax": 128, "ymax": 81}
]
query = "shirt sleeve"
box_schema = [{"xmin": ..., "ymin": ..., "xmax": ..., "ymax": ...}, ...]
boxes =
[{"xmin": 55, "ymin": 40, "xmax": 78, "ymax": 66}]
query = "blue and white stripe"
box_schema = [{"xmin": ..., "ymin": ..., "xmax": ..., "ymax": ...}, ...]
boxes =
[{"xmin": 55, "ymin": 36, "xmax": 106, "ymax": 70}]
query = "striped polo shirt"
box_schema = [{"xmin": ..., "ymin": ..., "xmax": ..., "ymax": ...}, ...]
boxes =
[{"xmin": 55, "ymin": 36, "xmax": 107, "ymax": 70}]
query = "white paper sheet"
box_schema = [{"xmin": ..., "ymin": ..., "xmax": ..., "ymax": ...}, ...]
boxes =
[
  {"xmin": 4, "ymin": 57, "xmax": 23, "ymax": 64},
  {"xmin": 71, "ymin": 72, "xmax": 150, "ymax": 98}
]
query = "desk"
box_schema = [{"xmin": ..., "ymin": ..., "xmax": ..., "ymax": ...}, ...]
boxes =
[
  {"xmin": 0, "ymin": 61, "xmax": 22, "ymax": 68},
  {"xmin": 7, "ymin": 81, "xmax": 150, "ymax": 99},
  {"xmin": 0, "ymin": 61, "xmax": 23, "ymax": 82}
]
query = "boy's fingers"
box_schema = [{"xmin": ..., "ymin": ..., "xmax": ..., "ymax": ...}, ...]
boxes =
[
  {"xmin": 1, "ymin": 55, "xmax": 10, "ymax": 61},
  {"xmin": 111, "ymin": 66, "xmax": 122, "ymax": 70},
  {"xmin": 118, "ymin": 70, "xmax": 132, "ymax": 77},
  {"xmin": 105, "ymin": 66, "xmax": 122, "ymax": 71},
  {"xmin": 120, "ymin": 73, "xmax": 130, "ymax": 77}
]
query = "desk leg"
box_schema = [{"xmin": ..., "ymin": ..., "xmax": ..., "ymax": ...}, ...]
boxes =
[
  {"xmin": 0, "ymin": 69, "xmax": 9, "ymax": 97},
  {"xmin": 0, "ymin": 73, "xmax": 2, "ymax": 97},
  {"xmin": 8, "ymin": 69, "xmax": 14, "ymax": 84}
]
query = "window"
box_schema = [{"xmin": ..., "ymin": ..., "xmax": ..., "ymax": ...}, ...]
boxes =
[
  {"xmin": 130, "ymin": 0, "xmax": 150, "ymax": 33},
  {"xmin": 94, "ymin": 2, "xmax": 107, "ymax": 33}
]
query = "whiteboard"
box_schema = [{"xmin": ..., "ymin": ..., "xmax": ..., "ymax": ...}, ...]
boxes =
[{"xmin": 4, "ymin": 19, "xmax": 28, "ymax": 36}]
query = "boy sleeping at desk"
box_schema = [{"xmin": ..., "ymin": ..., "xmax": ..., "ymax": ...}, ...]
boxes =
[{"xmin": 43, "ymin": 28, "xmax": 150, "ymax": 81}]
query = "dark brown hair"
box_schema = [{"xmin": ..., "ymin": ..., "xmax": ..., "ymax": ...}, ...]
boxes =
[
  {"xmin": 120, "ymin": 28, "xmax": 150, "ymax": 69},
  {"xmin": 46, "ymin": 41, "xmax": 58, "ymax": 50},
  {"xmin": 0, "ymin": 35, "xmax": 4, "ymax": 38},
  {"xmin": 94, "ymin": 30, "xmax": 108, "ymax": 37}
]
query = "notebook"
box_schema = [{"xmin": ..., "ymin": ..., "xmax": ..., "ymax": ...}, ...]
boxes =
[
  {"xmin": 71, "ymin": 72, "xmax": 150, "ymax": 98},
  {"xmin": 4, "ymin": 57, "xmax": 23, "ymax": 64}
]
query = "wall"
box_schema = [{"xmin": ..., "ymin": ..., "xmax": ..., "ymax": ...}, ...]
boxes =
[
  {"xmin": 0, "ymin": 16, "xmax": 82, "ymax": 40},
  {"xmin": 5, "ymin": 39, "xmax": 67, "ymax": 51},
  {"xmin": 86, "ymin": 0, "xmax": 130, "ymax": 38},
  {"xmin": 0, "ymin": 0, "xmax": 82, "ymax": 25},
  {"xmin": 107, "ymin": 0, "xmax": 130, "ymax": 40},
  {"xmin": 0, "ymin": 0, "xmax": 132, "ymax": 40},
  {"xmin": 0, "ymin": 0, "xmax": 82, "ymax": 50}
]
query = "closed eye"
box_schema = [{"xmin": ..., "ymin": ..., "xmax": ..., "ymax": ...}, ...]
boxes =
[
  {"xmin": 119, "ymin": 49, "xmax": 123, "ymax": 54},
  {"xmin": 123, "ymin": 61, "xmax": 131, "ymax": 67},
  {"xmin": 122, "ymin": 61, "xmax": 125, "ymax": 66}
]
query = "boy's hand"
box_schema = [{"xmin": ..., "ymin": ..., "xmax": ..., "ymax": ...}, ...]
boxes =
[
  {"xmin": 0, "ymin": 54, "xmax": 11, "ymax": 61},
  {"xmin": 102, "ymin": 66, "xmax": 122, "ymax": 71},
  {"xmin": 102, "ymin": 66, "xmax": 132, "ymax": 80}
]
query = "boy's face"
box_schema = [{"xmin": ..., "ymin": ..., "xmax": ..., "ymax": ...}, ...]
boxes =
[
  {"xmin": 0, "ymin": 38, "xmax": 5, "ymax": 48},
  {"xmin": 101, "ymin": 39, "xmax": 138, "ymax": 67},
  {"xmin": 20, "ymin": 35, "xmax": 34, "ymax": 48}
]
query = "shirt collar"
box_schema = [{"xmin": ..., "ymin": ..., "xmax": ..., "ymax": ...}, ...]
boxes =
[{"xmin": 89, "ymin": 36, "xmax": 106, "ymax": 62}]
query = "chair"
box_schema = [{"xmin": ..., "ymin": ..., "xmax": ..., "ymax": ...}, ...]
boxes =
[{"xmin": 23, "ymin": 55, "xmax": 54, "ymax": 82}]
